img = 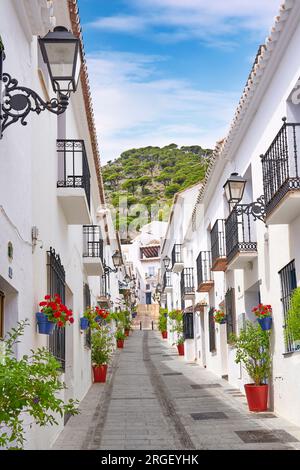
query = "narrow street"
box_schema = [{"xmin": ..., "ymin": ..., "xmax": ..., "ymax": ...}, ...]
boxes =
[{"xmin": 54, "ymin": 331, "xmax": 300, "ymax": 451}]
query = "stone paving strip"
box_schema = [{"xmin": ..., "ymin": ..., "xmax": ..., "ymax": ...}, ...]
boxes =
[{"xmin": 53, "ymin": 330, "xmax": 300, "ymax": 450}]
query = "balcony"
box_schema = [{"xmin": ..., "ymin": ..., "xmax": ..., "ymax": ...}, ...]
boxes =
[
  {"xmin": 181, "ymin": 268, "xmax": 195, "ymax": 300},
  {"xmin": 163, "ymin": 271, "xmax": 172, "ymax": 293},
  {"xmin": 210, "ymin": 219, "xmax": 227, "ymax": 271},
  {"xmin": 57, "ymin": 140, "xmax": 91, "ymax": 224},
  {"xmin": 171, "ymin": 244, "xmax": 184, "ymax": 273},
  {"xmin": 262, "ymin": 121, "xmax": 300, "ymax": 224},
  {"xmin": 196, "ymin": 251, "xmax": 214, "ymax": 292},
  {"xmin": 225, "ymin": 206, "xmax": 257, "ymax": 270},
  {"xmin": 83, "ymin": 225, "xmax": 104, "ymax": 276}
]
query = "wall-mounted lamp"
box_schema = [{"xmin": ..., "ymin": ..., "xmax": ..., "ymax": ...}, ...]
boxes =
[{"xmin": 0, "ymin": 27, "xmax": 82, "ymax": 138}]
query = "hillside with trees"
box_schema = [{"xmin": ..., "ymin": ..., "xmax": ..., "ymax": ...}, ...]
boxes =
[{"xmin": 102, "ymin": 144, "xmax": 212, "ymax": 242}]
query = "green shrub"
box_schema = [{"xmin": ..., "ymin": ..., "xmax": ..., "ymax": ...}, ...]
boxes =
[
  {"xmin": 91, "ymin": 326, "xmax": 114, "ymax": 366},
  {"xmin": 230, "ymin": 321, "xmax": 271, "ymax": 386},
  {"xmin": 0, "ymin": 321, "xmax": 79, "ymax": 449},
  {"xmin": 285, "ymin": 287, "xmax": 300, "ymax": 344}
]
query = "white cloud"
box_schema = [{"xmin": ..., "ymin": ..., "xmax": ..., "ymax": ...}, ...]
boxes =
[
  {"xmin": 88, "ymin": 0, "xmax": 281, "ymax": 44},
  {"xmin": 87, "ymin": 52, "xmax": 239, "ymax": 164}
]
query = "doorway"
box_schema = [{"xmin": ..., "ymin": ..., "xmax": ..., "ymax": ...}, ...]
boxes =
[{"xmin": 146, "ymin": 292, "xmax": 152, "ymax": 305}]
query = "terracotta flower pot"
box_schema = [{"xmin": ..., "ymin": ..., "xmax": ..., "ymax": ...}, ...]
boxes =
[
  {"xmin": 177, "ymin": 343, "xmax": 184, "ymax": 356},
  {"xmin": 125, "ymin": 329, "xmax": 130, "ymax": 337},
  {"xmin": 117, "ymin": 339, "xmax": 124, "ymax": 349},
  {"xmin": 162, "ymin": 331, "xmax": 168, "ymax": 339},
  {"xmin": 244, "ymin": 384, "xmax": 269, "ymax": 412},
  {"xmin": 93, "ymin": 364, "xmax": 107, "ymax": 383}
]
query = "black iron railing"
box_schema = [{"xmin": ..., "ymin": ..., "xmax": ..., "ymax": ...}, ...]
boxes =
[
  {"xmin": 83, "ymin": 225, "xmax": 103, "ymax": 259},
  {"xmin": 57, "ymin": 139, "xmax": 91, "ymax": 209},
  {"xmin": 279, "ymin": 260, "xmax": 297, "ymax": 353},
  {"xmin": 211, "ymin": 219, "xmax": 226, "ymax": 266},
  {"xmin": 163, "ymin": 271, "xmax": 172, "ymax": 290},
  {"xmin": 196, "ymin": 251, "xmax": 213, "ymax": 286},
  {"xmin": 83, "ymin": 283, "xmax": 91, "ymax": 348},
  {"xmin": 225, "ymin": 288, "xmax": 236, "ymax": 342},
  {"xmin": 47, "ymin": 247, "xmax": 66, "ymax": 371},
  {"xmin": 171, "ymin": 244, "xmax": 183, "ymax": 267},
  {"xmin": 225, "ymin": 206, "xmax": 257, "ymax": 263},
  {"xmin": 181, "ymin": 268, "xmax": 195, "ymax": 297},
  {"xmin": 261, "ymin": 120, "xmax": 300, "ymax": 217}
]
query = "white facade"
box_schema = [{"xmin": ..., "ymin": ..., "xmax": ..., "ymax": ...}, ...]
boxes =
[
  {"xmin": 161, "ymin": 0, "xmax": 300, "ymax": 427},
  {"xmin": 122, "ymin": 221, "xmax": 167, "ymax": 305},
  {"xmin": 0, "ymin": 0, "xmax": 121, "ymax": 449}
]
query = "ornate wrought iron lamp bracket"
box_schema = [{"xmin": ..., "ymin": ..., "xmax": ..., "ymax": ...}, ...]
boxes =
[
  {"xmin": 0, "ymin": 73, "xmax": 69, "ymax": 137},
  {"xmin": 234, "ymin": 195, "xmax": 266, "ymax": 223}
]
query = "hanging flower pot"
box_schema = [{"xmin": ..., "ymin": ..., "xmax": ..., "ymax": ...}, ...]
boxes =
[
  {"xmin": 244, "ymin": 384, "xmax": 269, "ymax": 412},
  {"xmin": 257, "ymin": 317, "xmax": 272, "ymax": 331},
  {"xmin": 117, "ymin": 339, "xmax": 124, "ymax": 349},
  {"xmin": 93, "ymin": 364, "xmax": 108, "ymax": 383},
  {"xmin": 213, "ymin": 309, "xmax": 226, "ymax": 324},
  {"xmin": 162, "ymin": 331, "xmax": 168, "ymax": 339},
  {"xmin": 36, "ymin": 312, "xmax": 55, "ymax": 335},
  {"xmin": 80, "ymin": 317, "xmax": 89, "ymax": 330},
  {"xmin": 132, "ymin": 312, "xmax": 137, "ymax": 318},
  {"xmin": 177, "ymin": 343, "xmax": 184, "ymax": 356}
]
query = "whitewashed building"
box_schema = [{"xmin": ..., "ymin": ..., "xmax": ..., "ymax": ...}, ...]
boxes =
[
  {"xmin": 161, "ymin": 0, "xmax": 300, "ymax": 427},
  {"xmin": 0, "ymin": 0, "xmax": 122, "ymax": 449},
  {"xmin": 122, "ymin": 221, "xmax": 167, "ymax": 305}
]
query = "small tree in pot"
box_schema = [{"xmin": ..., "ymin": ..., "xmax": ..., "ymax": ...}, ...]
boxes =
[
  {"xmin": 91, "ymin": 326, "xmax": 114, "ymax": 383},
  {"xmin": 230, "ymin": 321, "xmax": 271, "ymax": 412},
  {"xmin": 158, "ymin": 308, "xmax": 168, "ymax": 339},
  {"xmin": 169, "ymin": 310, "xmax": 185, "ymax": 355}
]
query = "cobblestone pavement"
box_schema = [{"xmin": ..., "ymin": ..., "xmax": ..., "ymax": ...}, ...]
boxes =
[{"xmin": 53, "ymin": 331, "xmax": 300, "ymax": 450}]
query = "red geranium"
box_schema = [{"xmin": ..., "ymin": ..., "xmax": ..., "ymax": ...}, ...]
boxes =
[
  {"xmin": 38, "ymin": 294, "xmax": 74, "ymax": 327},
  {"xmin": 252, "ymin": 303, "xmax": 272, "ymax": 319}
]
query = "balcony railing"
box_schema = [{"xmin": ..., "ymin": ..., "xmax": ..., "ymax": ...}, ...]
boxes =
[
  {"xmin": 261, "ymin": 121, "xmax": 300, "ymax": 218},
  {"xmin": 181, "ymin": 268, "xmax": 195, "ymax": 297},
  {"xmin": 163, "ymin": 271, "xmax": 172, "ymax": 290},
  {"xmin": 171, "ymin": 244, "xmax": 183, "ymax": 266},
  {"xmin": 196, "ymin": 251, "xmax": 213, "ymax": 292},
  {"xmin": 210, "ymin": 219, "xmax": 227, "ymax": 271},
  {"xmin": 57, "ymin": 139, "xmax": 91, "ymax": 209},
  {"xmin": 225, "ymin": 206, "xmax": 257, "ymax": 264},
  {"xmin": 83, "ymin": 225, "xmax": 103, "ymax": 259}
]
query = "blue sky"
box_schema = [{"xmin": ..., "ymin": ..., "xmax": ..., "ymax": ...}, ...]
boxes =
[{"xmin": 78, "ymin": 0, "xmax": 281, "ymax": 163}]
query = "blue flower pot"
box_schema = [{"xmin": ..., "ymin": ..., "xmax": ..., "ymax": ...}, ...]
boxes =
[
  {"xmin": 80, "ymin": 317, "xmax": 89, "ymax": 330},
  {"xmin": 220, "ymin": 319, "xmax": 226, "ymax": 324},
  {"xmin": 36, "ymin": 312, "xmax": 55, "ymax": 335},
  {"xmin": 132, "ymin": 313, "xmax": 137, "ymax": 318},
  {"xmin": 258, "ymin": 317, "xmax": 272, "ymax": 331}
]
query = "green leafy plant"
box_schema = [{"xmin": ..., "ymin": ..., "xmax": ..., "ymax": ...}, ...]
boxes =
[
  {"xmin": 214, "ymin": 309, "xmax": 226, "ymax": 324},
  {"xmin": 0, "ymin": 321, "xmax": 79, "ymax": 450},
  {"xmin": 115, "ymin": 329, "xmax": 125, "ymax": 341},
  {"xmin": 91, "ymin": 326, "xmax": 114, "ymax": 366},
  {"xmin": 158, "ymin": 308, "xmax": 168, "ymax": 332},
  {"xmin": 169, "ymin": 310, "xmax": 184, "ymax": 346},
  {"xmin": 285, "ymin": 287, "xmax": 300, "ymax": 344},
  {"xmin": 230, "ymin": 321, "xmax": 271, "ymax": 386}
]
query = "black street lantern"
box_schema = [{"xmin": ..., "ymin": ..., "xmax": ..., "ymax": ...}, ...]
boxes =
[
  {"xmin": 156, "ymin": 283, "xmax": 162, "ymax": 294},
  {"xmin": 0, "ymin": 26, "xmax": 82, "ymax": 138},
  {"xmin": 39, "ymin": 26, "xmax": 81, "ymax": 96},
  {"xmin": 124, "ymin": 274, "xmax": 131, "ymax": 284},
  {"xmin": 163, "ymin": 255, "xmax": 171, "ymax": 271},
  {"xmin": 112, "ymin": 250, "xmax": 122, "ymax": 268},
  {"xmin": 223, "ymin": 172, "xmax": 247, "ymax": 206}
]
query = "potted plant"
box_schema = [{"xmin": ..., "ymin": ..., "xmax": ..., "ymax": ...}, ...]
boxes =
[
  {"xmin": 252, "ymin": 303, "xmax": 272, "ymax": 331},
  {"xmin": 285, "ymin": 288, "xmax": 300, "ymax": 350},
  {"xmin": 158, "ymin": 308, "xmax": 168, "ymax": 339},
  {"xmin": 115, "ymin": 329, "xmax": 125, "ymax": 348},
  {"xmin": 230, "ymin": 321, "xmax": 271, "ymax": 412},
  {"xmin": 0, "ymin": 320, "xmax": 79, "ymax": 449},
  {"xmin": 91, "ymin": 326, "xmax": 114, "ymax": 383},
  {"xmin": 37, "ymin": 294, "xmax": 74, "ymax": 335},
  {"xmin": 169, "ymin": 310, "xmax": 185, "ymax": 355},
  {"xmin": 214, "ymin": 309, "xmax": 226, "ymax": 324},
  {"xmin": 124, "ymin": 310, "xmax": 132, "ymax": 336}
]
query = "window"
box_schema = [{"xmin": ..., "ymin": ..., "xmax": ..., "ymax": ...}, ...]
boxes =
[
  {"xmin": 47, "ymin": 248, "xmax": 66, "ymax": 370},
  {"xmin": 208, "ymin": 307, "xmax": 216, "ymax": 352},
  {"xmin": 148, "ymin": 266, "xmax": 155, "ymax": 276},
  {"xmin": 84, "ymin": 283, "xmax": 91, "ymax": 349},
  {"xmin": 225, "ymin": 288, "xmax": 236, "ymax": 341},
  {"xmin": 279, "ymin": 260, "xmax": 297, "ymax": 353},
  {"xmin": 0, "ymin": 291, "xmax": 4, "ymax": 339}
]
